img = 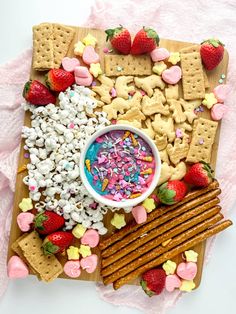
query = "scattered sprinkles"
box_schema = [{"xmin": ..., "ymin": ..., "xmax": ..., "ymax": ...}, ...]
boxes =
[
  {"xmin": 175, "ymin": 128, "xmax": 183, "ymax": 138},
  {"xmin": 103, "ymin": 47, "xmax": 109, "ymax": 53},
  {"xmin": 199, "ymin": 138, "xmax": 204, "ymax": 145},
  {"xmin": 116, "ymin": 66, "xmax": 123, "ymax": 72},
  {"xmin": 219, "ymin": 78, "xmax": 224, "ymax": 84},
  {"xmin": 24, "ymin": 153, "xmax": 30, "ymax": 159},
  {"xmin": 84, "ymin": 130, "xmax": 156, "ymax": 202}
]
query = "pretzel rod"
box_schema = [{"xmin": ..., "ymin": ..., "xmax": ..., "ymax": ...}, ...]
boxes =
[
  {"xmin": 113, "ymin": 219, "xmax": 232, "ymax": 289},
  {"xmin": 102, "ymin": 210, "xmax": 222, "ymax": 284},
  {"xmin": 102, "ymin": 189, "xmax": 221, "ymax": 258},
  {"xmin": 101, "ymin": 202, "xmax": 220, "ymax": 274},
  {"xmin": 99, "ymin": 180, "xmax": 219, "ymax": 251},
  {"xmin": 102, "ymin": 199, "xmax": 220, "ymax": 268}
]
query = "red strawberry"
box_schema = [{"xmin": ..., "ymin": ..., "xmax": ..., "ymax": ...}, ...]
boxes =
[
  {"xmin": 140, "ymin": 268, "xmax": 166, "ymax": 297},
  {"xmin": 43, "ymin": 231, "xmax": 74, "ymax": 255},
  {"xmin": 157, "ymin": 180, "xmax": 187, "ymax": 205},
  {"xmin": 34, "ymin": 211, "xmax": 65, "ymax": 235},
  {"xmin": 105, "ymin": 26, "xmax": 131, "ymax": 55},
  {"xmin": 184, "ymin": 161, "xmax": 214, "ymax": 187},
  {"xmin": 23, "ymin": 80, "xmax": 56, "ymax": 105},
  {"xmin": 130, "ymin": 27, "xmax": 159, "ymax": 55},
  {"xmin": 200, "ymin": 38, "xmax": 224, "ymax": 70},
  {"xmin": 45, "ymin": 69, "xmax": 75, "ymax": 92}
]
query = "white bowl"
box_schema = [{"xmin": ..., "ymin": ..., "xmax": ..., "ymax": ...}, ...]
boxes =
[{"xmin": 79, "ymin": 124, "xmax": 161, "ymax": 208}]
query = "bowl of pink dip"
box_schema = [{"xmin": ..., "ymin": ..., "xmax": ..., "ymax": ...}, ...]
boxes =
[{"xmin": 79, "ymin": 125, "xmax": 161, "ymax": 208}]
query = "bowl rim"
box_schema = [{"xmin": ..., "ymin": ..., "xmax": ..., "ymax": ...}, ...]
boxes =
[{"xmin": 79, "ymin": 124, "xmax": 161, "ymax": 208}]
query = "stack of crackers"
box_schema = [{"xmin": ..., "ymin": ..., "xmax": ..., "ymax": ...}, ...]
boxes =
[{"xmin": 33, "ymin": 23, "xmax": 75, "ymax": 70}]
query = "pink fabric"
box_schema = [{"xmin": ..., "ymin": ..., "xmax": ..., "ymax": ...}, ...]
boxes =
[{"xmin": 0, "ymin": 1, "xmax": 236, "ymax": 313}]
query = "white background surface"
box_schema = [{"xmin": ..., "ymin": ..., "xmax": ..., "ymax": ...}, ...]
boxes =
[{"xmin": 0, "ymin": 1, "xmax": 235, "ymax": 314}]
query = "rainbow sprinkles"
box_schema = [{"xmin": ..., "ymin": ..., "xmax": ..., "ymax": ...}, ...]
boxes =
[{"xmin": 84, "ymin": 130, "xmax": 156, "ymax": 202}]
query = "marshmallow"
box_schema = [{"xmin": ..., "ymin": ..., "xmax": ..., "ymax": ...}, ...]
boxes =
[
  {"xmin": 82, "ymin": 46, "xmax": 100, "ymax": 65},
  {"xmin": 165, "ymin": 274, "xmax": 181, "ymax": 292},
  {"xmin": 62, "ymin": 57, "xmax": 80, "ymax": 72},
  {"xmin": 150, "ymin": 47, "xmax": 170, "ymax": 62},
  {"xmin": 79, "ymin": 244, "xmax": 91, "ymax": 258},
  {"xmin": 131, "ymin": 205, "xmax": 147, "ymax": 224},
  {"xmin": 81, "ymin": 229, "xmax": 99, "ymax": 248},
  {"xmin": 19, "ymin": 198, "xmax": 33, "ymax": 212},
  {"xmin": 177, "ymin": 262, "xmax": 197, "ymax": 280},
  {"xmin": 64, "ymin": 260, "xmax": 81, "ymax": 278},
  {"xmin": 17, "ymin": 212, "xmax": 34, "ymax": 232},
  {"xmin": 7, "ymin": 256, "xmax": 29, "ymax": 279},
  {"xmin": 67, "ymin": 246, "xmax": 80, "ymax": 260},
  {"xmin": 80, "ymin": 254, "xmax": 98, "ymax": 273}
]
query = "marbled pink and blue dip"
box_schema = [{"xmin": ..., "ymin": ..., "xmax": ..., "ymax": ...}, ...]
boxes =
[{"xmin": 84, "ymin": 130, "xmax": 156, "ymax": 202}]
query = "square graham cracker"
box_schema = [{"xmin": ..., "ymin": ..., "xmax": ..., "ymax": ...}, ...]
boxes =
[
  {"xmin": 186, "ymin": 117, "xmax": 218, "ymax": 163},
  {"xmin": 18, "ymin": 231, "xmax": 63, "ymax": 282},
  {"xmin": 180, "ymin": 47, "xmax": 205, "ymax": 100},
  {"xmin": 104, "ymin": 54, "xmax": 152, "ymax": 76},
  {"xmin": 53, "ymin": 24, "xmax": 75, "ymax": 69},
  {"xmin": 32, "ymin": 23, "xmax": 54, "ymax": 71}
]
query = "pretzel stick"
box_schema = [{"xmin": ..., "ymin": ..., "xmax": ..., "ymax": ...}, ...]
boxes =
[
  {"xmin": 102, "ymin": 198, "xmax": 219, "ymax": 268},
  {"xmin": 113, "ymin": 220, "xmax": 232, "ymax": 289},
  {"xmin": 101, "ymin": 203, "xmax": 220, "ymax": 275},
  {"xmin": 102, "ymin": 210, "xmax": 222, "ymax": 284},
  {"xmin": 100, "ymin": 180, "xmax": 219, "ymax": 251},
  {"xmin": 102, "ymin": 189, "xmax": 221, "ymax": 258}
]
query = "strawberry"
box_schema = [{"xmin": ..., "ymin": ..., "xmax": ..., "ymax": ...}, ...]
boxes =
[
  {"xmin": 157, "ymin": 180, "xmax": 187, "ymax": 205},
  {"xmin": 105, "ymin": 26, "xmax": 131, "ymax": 55},
  {"xmin": 23, "ymin": 80, "xmax": 56, "ymax": 105},
  {"xmin": 130, "ymin": 27, "xmax": 159, "ymax": 55},
  {"xmin": 43, "ymin": 231, "xmax": 74, "ymax": 255},
  {"xmin": 184, "ymin": 161, "xmax": 214, "ymax": 187},
  {"xmin": 140, "ymin": 268, "xmax": 166, "ymax": 297},
  {"xmin": 200, "ymin": 38, "xmax": 224, "ymax": 70},
  {"xmin": 45, "ymin": 69, "xmax": 75, "ymax": 92},
  {"xmin": 34, "ymin": 211, "xmax": 65, "ymax": 235}
]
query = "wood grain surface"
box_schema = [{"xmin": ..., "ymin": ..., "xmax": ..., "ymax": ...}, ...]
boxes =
[{"xmin": 7, "ymin": 26, "xmax": 229, "ymax": 287}]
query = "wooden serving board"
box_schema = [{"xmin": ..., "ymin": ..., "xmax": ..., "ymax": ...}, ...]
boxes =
[{"xmin": 7, "ymin": 26, "xmax": 229, "ymax": 287}]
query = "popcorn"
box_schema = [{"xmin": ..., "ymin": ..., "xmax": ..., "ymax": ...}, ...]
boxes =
[
  {"xmin": 22, "ymin": 85, "xmax": 116, "ymax": 235},
  {"xmin": 19, "ymin": 198, "xmax": 33, "ymax": 212}
]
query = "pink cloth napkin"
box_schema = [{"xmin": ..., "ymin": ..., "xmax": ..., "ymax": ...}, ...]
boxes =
[{"xmin": 0, "ymin": 1, "xmax": 236, "ymax": 313}]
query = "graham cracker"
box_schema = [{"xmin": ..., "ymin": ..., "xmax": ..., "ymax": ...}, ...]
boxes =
[
  {"xmin": 11, "ymin": 233, "xmax": 41, "ymax": 278},
  {"xmin": 186, "ymin": 118, "xmax": 218, "ymax": 163},
  {"xmin": 203, "ymin": 70, "xmax": 210, "ymax": 89},
  {"xmin": 18, "ymin": 231, "xmax": 63, "ymax": 282},
  {"xmin": 32, "ymin": 23, "xmax": 54, "ymax": 70},
  {"xmin": 104, "ymin": 54, "xmax": 152, "ymax": 76},
  {"xmin": 53, "ymin": 24, "xmax": 75, "ymax": 69},
  {"xmin": 180, "ymin": 46, "xmax": 205, "ymax": 100}
]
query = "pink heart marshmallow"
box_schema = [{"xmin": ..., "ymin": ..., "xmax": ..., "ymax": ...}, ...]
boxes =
[
  {"xmin": 82, "ymin": 46, "xmax": 100, "ymax": 65},
  {"xmin": 17, "ymin": 212, "xmax": 34, "ymax": 232},
  {"xmin": 74, "ymin": 66, "xmax": 93, "ymax": 86},
  {"xmin": 74, "ymin": 66, "xmax": 90, "ymax": 78},
  {"xmin": 213, "ymin": 84, "xmax": 229, "ymax": 103},
  {"xmin": 132, "ymin": 205, "xmax": 147, "ymax": 224},
  {"xmin": 177, "ymin": 262, "xmax": 197, "ymax": 280},
  {"xmin": 81, "ymin": 229, "xmax": 100, "ymax": 248},
  {"xmin": 62, "ymin": 57, "xmax": 80, "ymax": 72},
  {"xmin": 165, "ymin": 274, "xmax": 181, "ymax": 292},
  {"xmin": 150, "ymin": 47, "xmax": 170, "ymax": 62},
  {"xmin": 80, "ymin": 254, "xmax": 98, "ymax": 273},
  {"xmin": 7, "ymin": 256, "xmax": 29, "ymax": 279},
  {"xmin": 211, "ymin": 103, "xmax": 228, "ymax": 121},
  {"xmin": 162, "ymin": 66, "xmax": 182, "ymax": 84},
  {"xmin": 64, "ymin": 260, "xmax": 81, "ymax": 278}
]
